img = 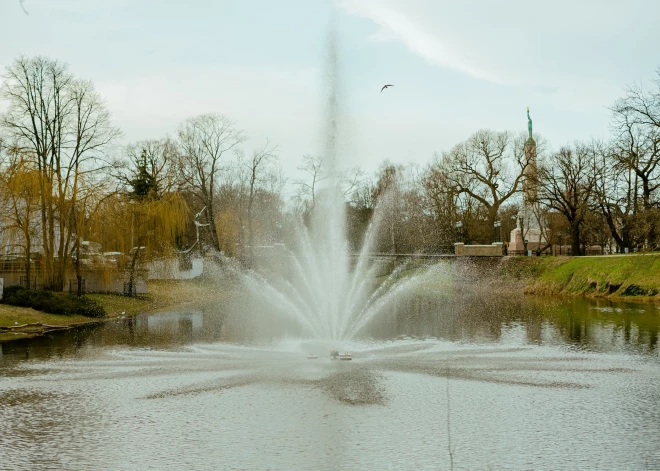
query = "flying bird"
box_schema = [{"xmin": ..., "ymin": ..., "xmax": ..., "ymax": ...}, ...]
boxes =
[
  {"xmin": 19, "ymin": 0, "xmax": 29, "ymax": 15},
  {"xmin": 380, "ymin": 84, "xmax": 393, "ymax": 93}
]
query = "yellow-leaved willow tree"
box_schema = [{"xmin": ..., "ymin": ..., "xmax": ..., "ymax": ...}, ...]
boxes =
[
  {"xmin": 90, "ymin": 190, "xmax": 189, "ymax": 296},
  {"xmin": 1, "ymin": 56, "xmax": 121, "ymax": 290},
  {"xmin": 0, "ymin": 149, "xmax": 41, "ymax": 286}
]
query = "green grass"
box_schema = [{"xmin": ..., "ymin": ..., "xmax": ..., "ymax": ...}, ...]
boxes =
[
  {"xmin": 86, "ymin": 293, "xmax": 155, "ymax": 318},
  {"xmin": 503, "ymin": 254, "xmax": 660, "ymax": 301},
  {"xmin": 0, "ymin": 303, "xmax": 92, "ymax": 327}
]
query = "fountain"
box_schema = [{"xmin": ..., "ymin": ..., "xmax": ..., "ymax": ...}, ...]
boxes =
[{"xmin": 219, "ymin": 29, "xmax": 453, "ymax": 343}]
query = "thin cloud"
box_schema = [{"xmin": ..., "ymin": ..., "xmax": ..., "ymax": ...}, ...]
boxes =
[{"xmin": 335, "ymin": 0, "xmax": 508, "ymax": 84}]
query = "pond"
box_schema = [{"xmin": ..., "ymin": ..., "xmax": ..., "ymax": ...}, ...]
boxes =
[{"xmin": 1, "ymin": 294, "xmax": 659, "ymax": 470}]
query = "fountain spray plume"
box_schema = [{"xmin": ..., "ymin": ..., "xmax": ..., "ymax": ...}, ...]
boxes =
[{"xmin": 212, "ymin": 25, "xmax": 454, "ymax": 342}]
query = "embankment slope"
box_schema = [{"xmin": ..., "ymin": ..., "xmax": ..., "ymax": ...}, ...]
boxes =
[{"xmin": 500, "ymin": 254, "xmax": 660, "ymax": 301}]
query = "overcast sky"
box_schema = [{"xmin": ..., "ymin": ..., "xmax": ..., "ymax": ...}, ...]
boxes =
[{"xmin": 1, "ymin": 0, "xmax": 659, "ymax": 179}]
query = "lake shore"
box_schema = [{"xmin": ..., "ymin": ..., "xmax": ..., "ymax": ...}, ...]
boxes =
[
  {"xmin": 499, "ymin": 253, "xmax": 660, "ymax": 303},
  {"xmin": 3, "ymin": 254, "xmax": 660, "ymax": 343},
  {"xmin": 0, "ymin": 279, "xmax": 232, "ymax": 343}
]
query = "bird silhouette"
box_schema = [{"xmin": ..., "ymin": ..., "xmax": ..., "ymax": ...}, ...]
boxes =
[
  {"xmin": 380, "ymin": 84, "xmax": 393, "ymax": 93},
  {"xmin": 19, "ymin": 0, "xmax": 29, "ymax": 15}
]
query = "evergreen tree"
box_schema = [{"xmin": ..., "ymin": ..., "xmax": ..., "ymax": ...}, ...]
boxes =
[{"xmin": 129, "ymin": 149, "xmax": 159, "ymax": 201}]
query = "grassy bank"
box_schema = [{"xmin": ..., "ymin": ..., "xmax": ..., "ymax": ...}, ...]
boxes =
[
  {"xmin": 0, "ymin": 279, "xmax": 231, "ymax": 342},
  {"xmin": 501, "ymin": 254, "xmax": 660, "ymax": 302}
]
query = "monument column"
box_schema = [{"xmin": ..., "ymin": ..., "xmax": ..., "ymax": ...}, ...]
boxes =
[
  {"xmin": 508, "ymin": 107, "xmax": 544, "ymax": 254},
  {"xmin": 523, "ymin": 107, "xmax": 537, "ymax": 204}
]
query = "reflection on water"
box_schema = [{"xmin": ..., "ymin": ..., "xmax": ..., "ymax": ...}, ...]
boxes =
[
  {"xmin": 1, "ymin": 295, "xmax": 658, "ymax": 364},
  {"xmin": 366, "ymin": 294, "xmax": 660, "ymax": 356},
  {"xmin": 0, "ymin": 294, "xmax": 659, "ymax": 470}
]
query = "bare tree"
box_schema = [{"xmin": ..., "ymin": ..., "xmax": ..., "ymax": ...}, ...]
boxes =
[
  {"xmin": 592, "ymin": 141, "xmax": 634, "ymax": 252},
  {"xmin": 295, "ymin": 154, "xmax": 325, "ymax": 217},
  {"xmin": 177, "ymin": 114, "xmax": 246, "ymax": 252},
  {"xmin": 537, "ymin": 144, "xmax": 598, "ymax": 255},
  {"xmin": 612, "ymin": 109, "xmax": 660, "ymax": 211},
  {"xmin": 240, "ymin": 140, "xmax": 279, "ymax": 261},
  {"xmin": 372, "ymin": 162, "xmax": 403, "ymax": 253},
  {"xmin": 0, "ymin": 56, "xmax": 120, "ymax": 289},
  {"xmin": 295, "ymin": 154, "xmax": 366, "ymax": 217},
  {"xmin": 423, "ymin": 156, "xmax": 460, "ymax": 245},
  {"xmin": 611, "ymin": 78, "xmax": 660, "ymax": 248},
  {"xmin": 340, "ymin": 165, "xmax": 368, "ymax": 200},
  {"xmin": 613, "ymin": 70, "xmax": 660, "ymax": 130},
  {"xmin": 442, "ymin": 129, "xmax": 534, "ymax": 235}
]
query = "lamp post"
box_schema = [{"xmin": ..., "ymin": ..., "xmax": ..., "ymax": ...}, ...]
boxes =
[
  {"xmin": 494, "ymin": 220, "xmax": 502, "ymax": 243},
  {"xmin": 455, "ymin": 221, "xmax": 463, "ymax": 243},
  {"xmin": 558, "ymin": 232, "xmax": 563, "ymax": 255},
  {"xmin": 276, "ymin": 221, "xmax": 283, "ymax": 243},
  {"xmin": 130, "ymin": 200, "xmax": 135, "ymax": 250}
]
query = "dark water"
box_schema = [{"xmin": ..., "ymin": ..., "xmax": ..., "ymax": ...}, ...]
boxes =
[{"xmin": 1, "ymin": 294, "xmax": 659, "ymax": 470}]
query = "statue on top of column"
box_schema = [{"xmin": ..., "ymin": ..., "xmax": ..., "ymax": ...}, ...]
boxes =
[{"xmin": 527, "ymin": 107, "xmax": 533, "ymax": 141}]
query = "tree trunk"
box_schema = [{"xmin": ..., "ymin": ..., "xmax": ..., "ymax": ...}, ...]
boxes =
[
  {"xmin": 127, "ymin": 241, "xmax": 142, "ymax": 297},
  {"xmin": 600, "ymin": 204, "xmax": 625, "ymax": 251},
  {"xmin": 206, "ymin": 205, "xmax": 221, "ymax": 252},
  {"xmin": 247, "ymin": 193, "xmax": 255, "ymax": 263},
  {"xmin": 571, "ymin": 223, "xmax": 581, "ymax": 256},
  {"xmin": 25, "ymin": 236, "xmax": 31, "ymax": 289},
  {"xmin": 75, "ymin": 237, "xmax": 82, "ymax": 297}
]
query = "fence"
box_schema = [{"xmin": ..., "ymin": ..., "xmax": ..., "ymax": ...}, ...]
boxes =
[
  {"xmin": 19, "ymin": 276, "xmax": 37, "ymax": 289},
  {"xmin": 0, "ymin": 267, "xmax": 148, "ymax": 294},
  {"xmin": 69, "ymin": 278, "xmax": 86, "ymax": 295},
  {"xmin": 506, "ymin": 245, "xmax": 612, "ymax": 256},
  {"xmin": 123, "ymin": 281, "xmax": 136, "ymax": 297}
]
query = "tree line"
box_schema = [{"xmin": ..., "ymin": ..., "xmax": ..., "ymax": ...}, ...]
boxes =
[{"xmin": 1, "ymin": 55, "xmax": 659, "ymax": 291}]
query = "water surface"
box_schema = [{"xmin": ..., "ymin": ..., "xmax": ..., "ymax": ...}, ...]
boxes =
[{"xmin": 1, "ymin": 295, "xmax": 659, "ymax": 470}]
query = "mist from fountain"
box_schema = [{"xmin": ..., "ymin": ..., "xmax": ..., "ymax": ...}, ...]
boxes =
[{"xmin": 223, "ymin": 29, "xmax": 453, "ymax": 341}]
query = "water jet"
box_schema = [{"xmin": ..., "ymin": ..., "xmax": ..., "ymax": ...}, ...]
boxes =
[{"xmin": 225, "ymin": 28, "xmax": 453, "ymax": 342}]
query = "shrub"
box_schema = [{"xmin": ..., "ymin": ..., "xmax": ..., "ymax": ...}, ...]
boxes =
[
  {"xmin": 1, "ymin": 286, "xmax": 105, "ymax": 318},
  {"xmin": 621, "ymin": 284, "xmax": 659, "ymax": 297}
]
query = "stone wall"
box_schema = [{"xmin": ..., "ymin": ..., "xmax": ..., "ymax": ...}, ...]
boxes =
[{"xmin": 454, "ymin": 243, "xmax": 504, "ymax": 257}]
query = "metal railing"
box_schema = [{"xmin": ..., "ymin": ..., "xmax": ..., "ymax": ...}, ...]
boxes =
[
  {"xmin": 69, "ymin": 278, "xmax": 86, "ymax": 295},
  {"xmin": 19, "ymin": 276, "xmax": 37, "ymax": 289},
  {"xmin": 123, "ymin": 281, "xmax": 137, "ymax": 297}
]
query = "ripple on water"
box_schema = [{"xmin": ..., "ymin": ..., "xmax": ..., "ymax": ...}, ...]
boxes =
[{"xmin": 0, "ymin": 340, "xmax": 659, "ymax": 470}]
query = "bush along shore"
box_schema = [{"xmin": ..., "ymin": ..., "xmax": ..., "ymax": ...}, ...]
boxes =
[
  {"xmin": 500, "ymin": 254, "xmax": 660, "ymax": 302},
  {"xmin": 2, "ymin": 286, "xmax": 106, "ymax": 317},
  {"xmin": 0, "ymin": 279, "xmax": 233, "ymax": 343},
  {"xmin": 0, "ymin": 286, "xmax": 126, "ymax": 343}
]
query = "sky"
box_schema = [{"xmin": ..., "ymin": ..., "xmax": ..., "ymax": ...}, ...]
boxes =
[{"xmin": 1, "ymin": 0, "xmax": 659, "ymax": 181}]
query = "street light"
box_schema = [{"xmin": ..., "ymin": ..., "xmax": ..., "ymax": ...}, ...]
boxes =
[
  {"xmin": 494, "ymin": 220, "xmax": 502, "ymax": 243},
  {"xmin": 276, "ymin": 221, "xmax": 283, "ymax": 243},
  {"xmin": 558, "ymin": 231, "xmax": 563, "ymax": 255},
  {"xmin": 455, "ymin": 221, "xmax": 463, "ymax": 243}
]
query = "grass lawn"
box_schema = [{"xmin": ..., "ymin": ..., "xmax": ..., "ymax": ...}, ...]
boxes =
[{"xmin": 0, "ymin": 304, "xmax": 91, "ymax": 327}]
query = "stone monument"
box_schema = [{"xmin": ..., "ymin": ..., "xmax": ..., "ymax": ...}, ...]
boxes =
[{"xmin": 509, "ymin": 107, "xmax": 545, "ymax": 254}]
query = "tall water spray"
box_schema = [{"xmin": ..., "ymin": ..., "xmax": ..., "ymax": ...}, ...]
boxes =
[{"xmin": 232, "ymin": 30, "xmax": 451, "ymax": 341}]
